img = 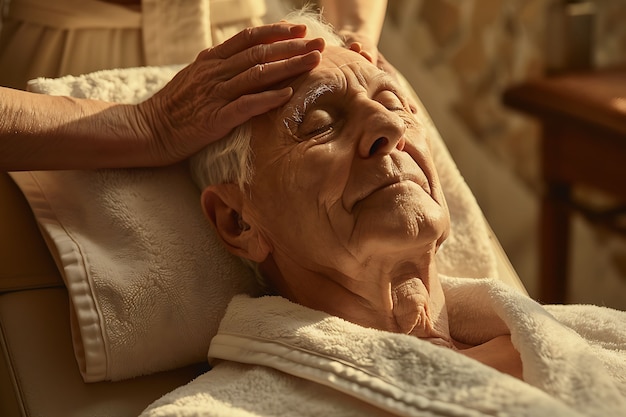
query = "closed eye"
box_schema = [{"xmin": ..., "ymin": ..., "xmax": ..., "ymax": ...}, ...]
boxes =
[
  {"xmin": 376, "ymin": 90, "xmax": 406, "ymax": 112},
  {"xmin": 300, "ymin": 109, "xmax": 336, "ymax": 139},
  {"xmin": 307, "ymin": 124, "xmax": 333, "ymax": 138}
]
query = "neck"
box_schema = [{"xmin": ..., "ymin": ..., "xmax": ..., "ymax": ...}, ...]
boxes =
[{"xmin": 261, "ymin": 245, "xmax": 453, "ymax": 346}]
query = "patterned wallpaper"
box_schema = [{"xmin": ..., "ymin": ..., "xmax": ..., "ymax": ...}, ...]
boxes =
[{"xmin": 388, "ymin": 0, "xmax": 626, "ymax": 189}]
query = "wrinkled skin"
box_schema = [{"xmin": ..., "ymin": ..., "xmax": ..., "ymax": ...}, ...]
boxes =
[
  {"xmin": 342, "ymin": 34, "xmax": 397, "ymax": 80},
  {"xmin": 137, "ymin": 22, "xmax": 325, "ymax": 165}
]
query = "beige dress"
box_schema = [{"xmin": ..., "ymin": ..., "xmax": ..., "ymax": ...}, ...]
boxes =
[{"xmin": 0, "ymin": 0, "xmax": 266, "ymax": 89}]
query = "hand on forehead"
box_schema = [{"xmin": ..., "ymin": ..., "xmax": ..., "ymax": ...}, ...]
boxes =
[{"xmin": 275, "ymin": 45, "xmax": 409, "ymax": 138}]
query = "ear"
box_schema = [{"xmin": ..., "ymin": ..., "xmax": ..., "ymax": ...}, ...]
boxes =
[{"xmin": 200, "ymin": 184, "xmax": 271, "ymax": 263}]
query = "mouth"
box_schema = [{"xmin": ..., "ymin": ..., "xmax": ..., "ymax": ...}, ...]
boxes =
[{"xmin": 348, "ymin": 173, "xmax": 431, "ymax": 212}]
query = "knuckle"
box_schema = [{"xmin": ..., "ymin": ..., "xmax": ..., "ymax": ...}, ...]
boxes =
[
  {"xmin": 198, "ymin": 45, "xmax": 221, "ymax": 60},
  {"xmin": 248, "ymin": 63, "xmax": 266, "ymax": 82},
  {"xmin": 197, "ymin": 48, "xmax": 211, "ymax": 60},
  {"xmin": 246, "ymin": 44, "xmax": 269, "ymax": 64},
  {"xmin": 211, "ymin": 82, "xmax": 229, "ymax": 99},
  {"xmin": 234, "ymin": 97, "xmax": 251, "ymax": 115},
  {"xmin": 241, "ymin": 27, "xmax": 255, "ymax": 43},
  {"xmin": 286, "ymin": 39, "xmax": 300, "ymax": 53},
  {"xmin": 281, "ymin": 56, "xmax": 300, "ymax": 74}
]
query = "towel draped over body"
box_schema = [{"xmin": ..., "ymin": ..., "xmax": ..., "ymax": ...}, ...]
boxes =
[{"xmin": 141, "ymin": 277, "xmax": 626, "ymax": 417}]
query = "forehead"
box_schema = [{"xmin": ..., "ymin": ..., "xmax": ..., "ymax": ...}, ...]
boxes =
[
  {"xmin": 294, "ymin": 45, "xmax": 382, "ymax": 91},
  {"xmin": 279, "ymin": 46, "xmax": 392, "ymax": 117},
  {"xmin": 314, "ymin": 44, "xmax": 374, "ymax": 73}
]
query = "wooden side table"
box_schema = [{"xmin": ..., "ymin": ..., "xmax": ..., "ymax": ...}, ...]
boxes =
[{"xmin": 503, "ymin": 68, "xmax": 626, "ymax": 304}]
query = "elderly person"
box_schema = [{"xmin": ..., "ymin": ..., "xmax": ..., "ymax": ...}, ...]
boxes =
[
  {"xmin": 142, "ymin": 11, "xmax": 625, "ymax": 417},
  {"xmin": 190, "ymin": 14, "xmax": 521, "ymax": 376}
]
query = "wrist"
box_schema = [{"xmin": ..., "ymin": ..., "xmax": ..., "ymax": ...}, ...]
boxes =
[
  {"xmin": 58, "ymin": 99, "xmax": 156, "ymax": 169},
  {"xmin": 134, "ymin": 94, "xmax": 184, "ymax": 167}
]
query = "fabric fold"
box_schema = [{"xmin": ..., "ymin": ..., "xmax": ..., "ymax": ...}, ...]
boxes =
[
  {"xmin": 7, "ymin": 0, "xmax": 141, "ymax": 29},
  {"xmin": 142, "ymin": 0, "xmax": 266, "ymax": 66},
  {"xmin": 188, "ymin": 279, "xmax": 625, "ymax": 417}
]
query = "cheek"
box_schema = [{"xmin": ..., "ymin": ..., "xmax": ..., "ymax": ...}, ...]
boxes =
[
  {"xmin": 288, "ymin": 145, "xmax": 352, "ymax": 212},
  {"xmin": 252, "ymin": 147, "xmax": 357, "ymax": 258},
  {"xmin": 250, "ymin": 146, "xmax": 350, "ymax": 226},
  {"xmin": 404, "ymin": 138, "xmax": 445, "ymax": 203}
]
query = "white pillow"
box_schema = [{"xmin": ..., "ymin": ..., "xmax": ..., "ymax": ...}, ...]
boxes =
[{"xmin": 10, "ymin": 66, "xmax": 260, "ymax": 382}]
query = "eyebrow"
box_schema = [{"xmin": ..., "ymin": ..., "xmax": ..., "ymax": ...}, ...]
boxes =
[
  {"xmin": 281, "ymin": 69, "xmax": 403, "ymax": 130},
  {"xmin": 287, "ymin": 82, "xmax": 338, "ymax": 125}
]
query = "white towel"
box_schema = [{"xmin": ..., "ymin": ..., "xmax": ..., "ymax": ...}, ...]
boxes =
[
  {"xmin": 10, "ymin": 165, "xmax": 260, "ymax": 382},
  {"xmin": 11, "ymin": 66, "xmax": 261, "ymax": 382},
  {"xmin": 141, "ymin": 277, "xmax": 626, "ymax": 417}
]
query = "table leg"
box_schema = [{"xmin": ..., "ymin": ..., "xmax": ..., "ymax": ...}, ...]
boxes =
[{"xmin": 539, "ymin": 181, "xmax": 571, "ymax": 304}]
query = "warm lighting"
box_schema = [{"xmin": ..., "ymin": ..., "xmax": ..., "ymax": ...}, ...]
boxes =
[
  {"xmin": 566, "ymin": 1, "xmax": 595, "ymax": 17},
  {"xmin": 611, "ymin": 97, "xmax": 626, "ymax": 113}
]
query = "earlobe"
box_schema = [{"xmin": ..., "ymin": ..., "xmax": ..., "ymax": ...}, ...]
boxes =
[{"xmin": 200, "ymin": 185, "xmax": 270, "ymax": 263}]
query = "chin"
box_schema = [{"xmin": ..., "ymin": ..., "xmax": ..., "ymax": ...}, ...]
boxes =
[
  {"xmin": 351, "ymin": 209, "xmax": 449, "ymax": 258},
  {"xmin": 355, "ymin": 185, "xmax": 447, "ymax": 237}
]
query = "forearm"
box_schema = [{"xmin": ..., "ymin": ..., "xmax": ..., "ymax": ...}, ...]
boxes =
[
  {"xmin": 0, "ymin": 87, "xmax": 149, "ymax": 171},
  {"xmin": 0, "ymin": 22, "xmax": 323, "ymax": 172},
  {"xmin": 319, "ymin": 0, "xmax": 387, "ymax": 45}
]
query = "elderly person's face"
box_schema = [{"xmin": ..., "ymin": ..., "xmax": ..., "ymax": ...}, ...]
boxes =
[
  {"xmin": 204, "ymin": 45, "xmax": 452, "ymax": 343},
  {"xmin": 244, "ymin": 45, "xmax": 449, "ymax": 270}
]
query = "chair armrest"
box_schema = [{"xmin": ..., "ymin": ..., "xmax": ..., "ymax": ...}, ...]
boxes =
[
  {"xmin": 0, "ymin": 288, "xmax": 207, "ymax": 417},
  {"xmin": 0, "ymin": 173, "xmax": 63, "ymax": 292}
]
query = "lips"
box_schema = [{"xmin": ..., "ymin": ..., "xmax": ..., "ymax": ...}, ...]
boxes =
[{"xmin": 346, "ymin": 170, "xmax": 431, "ymax": 212}]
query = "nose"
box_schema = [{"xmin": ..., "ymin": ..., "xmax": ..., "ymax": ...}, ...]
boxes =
[{"xmin": 357, "ymin": 101, "xmax": 406, "ymax": 158}]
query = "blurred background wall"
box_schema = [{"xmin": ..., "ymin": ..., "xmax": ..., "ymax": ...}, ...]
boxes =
[
  {"xmin": 270, "ymin": 0, "xmax": 626, "ymax": 309},
  {"xmin": 377, "ymin": 0, "xmax": 626, "ymax": 309}
]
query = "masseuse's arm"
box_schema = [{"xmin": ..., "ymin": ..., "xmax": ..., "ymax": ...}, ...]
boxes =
[
  {"xmin": 0, "ymin": 23, "xmax": 323, "ymax": 171},
  {"xmin": 319, "ymin": 0, "xmax": 387, "ymax": 63}
]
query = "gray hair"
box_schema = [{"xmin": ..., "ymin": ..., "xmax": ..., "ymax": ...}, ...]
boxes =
[
  {"xmin": 189, "ymin": 8, "xmax": 345, "ymax": 289},
  {"xmin": 190, "ymin": 8, "xmax": 345, "ymax": 192}
]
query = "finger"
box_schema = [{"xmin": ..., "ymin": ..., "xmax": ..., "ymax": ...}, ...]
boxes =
[
  {"xmin": 224, "ymin": 50, "xmax": 322, "ymax": 97},
  {"xmin": 217, "ymin": 87, "xmax": 294, "ymax": 129},
  {"xmin": 348, "ymin": 42, "xmax": 362, "ymax": 53},
  {"xmin": 203, "ymin": 23, "xmax": 307, "ymax": 60},
  {"xmin": 223, "ymin": 37, "xmax": 325, "ymax": 77}
]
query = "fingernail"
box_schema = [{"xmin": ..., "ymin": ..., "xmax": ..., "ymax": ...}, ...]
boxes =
[
  {"xmin": 277, "ymin": 87, "xmax": 293, "ymax": 97},
  {"xmin": 305, "ymin": 38, "xmax": 325, "ymax": 50},
  {"xmin": 302, "ymin": 51, "xmax": 321, "ymax": 65},
  {"xmin": 290, "ymin": 24, "xmax": 306, "ymax": 35}
]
